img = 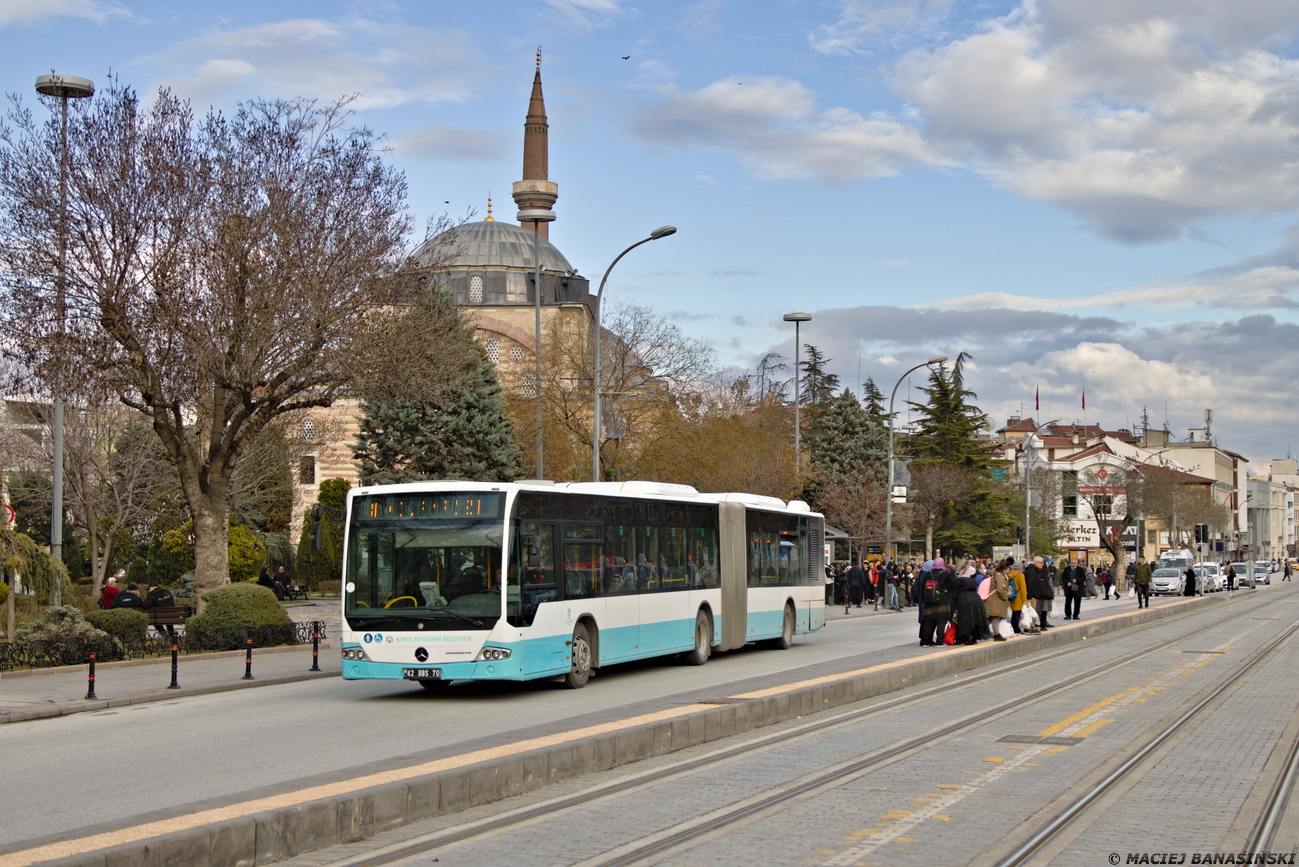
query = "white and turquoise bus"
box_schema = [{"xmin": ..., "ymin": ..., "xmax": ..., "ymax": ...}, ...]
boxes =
[{"xmin": 339, "ymin": 480, "xmax": 826, "ymax": 689}]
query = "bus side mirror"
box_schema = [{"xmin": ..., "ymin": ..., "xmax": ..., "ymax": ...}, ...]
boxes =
[{"xmin": 521, "ymin": 534, "xmax": 541, "ymax": 566}]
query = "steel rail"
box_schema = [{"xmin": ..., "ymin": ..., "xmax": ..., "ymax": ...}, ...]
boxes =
[
  {"xmin": 994, "ymin": 615, "xmax": 1299, "ymax": 867},
  {"xmin": 1244, "ymin": 702, "xmax": 1299, "ymax": 852},
  {"xmin": 318, "ymin": 596, "xmax": 1248, "ymax": 867}
]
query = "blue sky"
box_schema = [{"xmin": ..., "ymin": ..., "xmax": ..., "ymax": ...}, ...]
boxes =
[{"xmin": 6, "ymin": 0, "xmax": 1299, "ymax": 466}]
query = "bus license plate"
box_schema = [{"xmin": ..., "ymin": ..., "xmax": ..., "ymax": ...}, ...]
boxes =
[{"xmin": 402, "ymin": 668, "xmax": 441, "ymax": 680}]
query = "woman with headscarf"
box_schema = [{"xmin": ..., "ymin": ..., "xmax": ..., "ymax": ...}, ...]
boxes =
[{"xmin": 951, "ymin": 560, "xmax": 992, "ymax": 645}]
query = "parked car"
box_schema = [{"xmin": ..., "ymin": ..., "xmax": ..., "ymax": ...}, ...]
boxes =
[
  {"xmin": 1194, "ymin": 562, "xmax": 1223, "ymax": 592},
  {"xmin": 1151, "ymin": 567, "xmax": 1185, "ymax": 596},
  {"xmin": 1255, "ymin": 562, "xmax": 1270, "ymax": 585},
  {"xmin": 1229, "ymin": 561, "xmax": 1255, "ymax": 589}
]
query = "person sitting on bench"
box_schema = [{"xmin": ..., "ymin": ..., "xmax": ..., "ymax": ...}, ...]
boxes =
[{"xmin": 143, "ymin": 583, "xmax": 178, "ymax": 636}]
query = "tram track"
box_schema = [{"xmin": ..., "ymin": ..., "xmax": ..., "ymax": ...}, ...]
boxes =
[
  {"xmin": 309, "ymin": 592, "xmax": 1271, "ymax": 867},
  {"xmin": 993, "ymin": 612, "xmax": 1299, "ymax": 866}
]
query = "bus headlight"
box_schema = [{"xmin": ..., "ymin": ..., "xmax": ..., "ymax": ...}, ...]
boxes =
[
  {"xmin": 479, "ymin": 647, "xmax": 512, "ymax": 661},
  {"xmin": 342, "ymin": 647, "xmax": 370, "ymax": 661}
]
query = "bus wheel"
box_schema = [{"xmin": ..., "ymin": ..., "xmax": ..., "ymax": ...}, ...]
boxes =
[
  {"xmin": 766, "ymin": 603, "xmax": 795, "ymax": 650},
  {"xmin": 685, "ymin": 610, "xmax": 711, "ymax": 666},
  {"xmin": 419, "ymin": 679, "xmax": 450, "ymax": 691},
  {"xmin": 564, "ymin": 623, "xmax": 593, "ymax": 689}
]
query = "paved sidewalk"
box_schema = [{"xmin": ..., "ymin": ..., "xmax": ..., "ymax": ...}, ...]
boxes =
[{"xmin": 0, "ymin": 626, "xmax": 340, "ymax": 726}]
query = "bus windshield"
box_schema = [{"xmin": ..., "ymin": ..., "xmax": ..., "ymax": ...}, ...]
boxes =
[{"xmin": 345, "ymin": 492, "xmax": 505, "ymax": 631}]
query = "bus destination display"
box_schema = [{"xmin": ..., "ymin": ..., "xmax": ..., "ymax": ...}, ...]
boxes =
[{"xmin": 357, "ymin": 493, "xmax": 504, "ymax": 522}]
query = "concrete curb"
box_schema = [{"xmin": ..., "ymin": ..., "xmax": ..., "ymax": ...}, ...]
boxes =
[
  {"xmin": 0, "ymin": 641, "xmax": 333, "ymax": 679},
  {"xmin": 20, "ymin": 596, "xmax": 1218, "ymax": 867},
  {"xmin": 0, "ymin": 669, "xmax": 339, "ymax": 726}
]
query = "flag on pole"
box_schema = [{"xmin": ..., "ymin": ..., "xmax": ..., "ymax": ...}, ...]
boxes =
[
  {"xmin": 1035, "ymin": 386, "xmax": 1039, "ymax": 411},
  {"xmin": 1082, "ymin": 389, "xmax": 1086, "ymax": 411}
]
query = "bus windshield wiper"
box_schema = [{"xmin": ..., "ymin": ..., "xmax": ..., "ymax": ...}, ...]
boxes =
[{"xmin": 427, "ymin": 607, "xmax": 485, "ymax": 628}]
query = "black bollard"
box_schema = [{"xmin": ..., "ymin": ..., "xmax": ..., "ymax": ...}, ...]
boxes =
[
  {"xmin": 243, "ymin": 633, "xmax": 254, "ymax": 680},
  {"xmin": 85, "ymin": 653, "xmax": 98, "ymax": 700},
  {"xmin": 167, "ymin": 643, "xmax": 180, "ymax": 689},
  {"xmin": 310, "ymin": 621, "xmax": 321, "ymax": 672}
]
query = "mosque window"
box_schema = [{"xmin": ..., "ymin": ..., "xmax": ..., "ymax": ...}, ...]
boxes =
[
  {"xmin": 509, "ymin": 345, "xmax": 525, "ymax": 361},
  {"xmin": 301, "ymin": 419, "xmax": 315, "ymax": 442},
  {"xmin": 521, "ymin": 372, "xmax": 538, "ymax": 399},
  {"xmin": 484, "ymin": 336, "xmax": 500, "ymax": 363},
  {"xmin": 469, "ymin": 274, "xmax": 483, "ymax": 303},
  {"xmin": 506, "ymin": 272, "xmax": 527, "ymax": 302}
]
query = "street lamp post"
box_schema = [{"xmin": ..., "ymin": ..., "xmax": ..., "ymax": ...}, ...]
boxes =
[
  {"xmin": 591, "ymin": 226, "xmax": 677, "ymax": 482},
  {"xmin": 883, "ymin": 355, "xmax": 947, "ymax": 562},
  {"xmin": 35, "ymin": 73, "xmax": 94, "ymax": 606},
  {"xmin": 783, "ymin": 313, "xmax": 812, "ymax": 475},
  {"xmin": 517, "ymin": 207, "xmax": 556, "ymax": 479}
]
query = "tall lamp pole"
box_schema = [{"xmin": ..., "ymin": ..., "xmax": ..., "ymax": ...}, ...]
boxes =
[
  {"xmin": 884, "ymin": 355, "xmax": 947, "ymax": 562},
  {"xmin": 518, "ymin": 207, "xmax": 556, "ymax": 479},
  {"xmin": 783, "ymin": 313, "xmax": 812, "ymax": 475},
  {"xmin": 35, "ymin": 73, "xmax": 94, "ymax": 605},
  {"xmin": 591, "ymin": 226, "xmax": 677, "ymax": 482}
]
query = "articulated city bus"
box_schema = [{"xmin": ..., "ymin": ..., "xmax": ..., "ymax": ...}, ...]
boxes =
[{"xmin": 339, "ymin": 480, "xmax": 826, "ymax": 689}]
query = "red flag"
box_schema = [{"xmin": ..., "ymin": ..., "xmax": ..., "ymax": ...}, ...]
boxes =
[
  {"xmin": 1082, "ymin": 389, "xmax": 1086, "ymax": 411},
  {"xmin": 1035, "ymin": 386, "xmax": 1039, "ymax": 411}
]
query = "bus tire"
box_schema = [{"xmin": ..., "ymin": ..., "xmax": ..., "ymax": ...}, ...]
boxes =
[
  {"xmin": 685, "ymin": 609, "xmax": 711, "ymax": 666},
  {"xmin": 765, "ymin": 603, "xmax": 795, "ymax": 650},
  {"xmin": 564, "ymin": 623, "xmax": 593, "ymax": 689}
]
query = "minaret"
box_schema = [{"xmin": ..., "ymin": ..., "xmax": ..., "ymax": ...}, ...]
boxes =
[{"xmin": 512, "ymin": 49, "xmax": 558, "ymax": 239}]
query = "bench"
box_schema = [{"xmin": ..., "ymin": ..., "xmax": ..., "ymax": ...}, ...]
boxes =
[
  {"xmin": 282, "ymin": 579, "xmax": 308, "ymax": 602},
  {"xmin": 144, "ymin": 605, "xmax": 193, "ymax": 635}
]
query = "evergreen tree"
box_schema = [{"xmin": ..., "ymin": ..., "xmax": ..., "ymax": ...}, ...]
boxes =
[
  {"xmin": 804, "ymin": 388, "xmax": 888, "ymax": 514},
  {"xmin": 902, "ymin": 354, "xmax": 1013, "ymax": 555},
  {"xmin": 861, "ymin": 377, "xmax": 889, "ymax": 428},
  {"xmin": 799, "ymin": 344, "xmax": 840, "ymax": 410},
  {"xmin": 352, "ymin": 288, "xmax": 523, "ymax": 485},
  {"xmin": 296, "ymin": 477, "xmax": 349, "ymax": 590}
]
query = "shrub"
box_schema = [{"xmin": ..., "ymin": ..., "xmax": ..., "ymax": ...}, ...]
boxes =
[
  {"xmin": 316, "ymin": 580, "xmax": 341, "ymax": 596},
  {"xmin": 86, "ymin": 608, "xmax": 149, "ymax": 636},
  {"xmin": 125, "ymin": 558, "xmax": 149, "ymax": 586},
  {"xmin": 12, "ymin": 605, "xmax": 123, "ymax": 664},
  {"xmin": 178, "ymin": 572, "xmax": 196, "ymax": 598},
  {"xmin": 0, "ymin": 580, "xmax": 8, "ymax": 607},
  {"xmin": 186, "ymin": 583, "xmax": 293, "ymax": 650}
]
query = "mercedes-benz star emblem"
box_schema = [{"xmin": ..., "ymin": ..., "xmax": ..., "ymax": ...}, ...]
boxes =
[{"xmin": 414, "ymin": 647, "xmax": 429, "ymax": 662}]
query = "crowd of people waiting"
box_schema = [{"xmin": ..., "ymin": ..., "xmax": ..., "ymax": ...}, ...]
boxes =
[{"xmin": 825, "ymin": 554, "xmax": 1118, "ymax": 647}]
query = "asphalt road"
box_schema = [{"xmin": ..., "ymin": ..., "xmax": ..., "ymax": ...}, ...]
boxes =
[{"xmin": 0, "ymin": 593, "xmax": 1162, "ymax": 847}]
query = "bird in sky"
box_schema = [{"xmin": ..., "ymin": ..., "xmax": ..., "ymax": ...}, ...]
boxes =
[{"xmin": 621, "ymin": 55, "xmax": 630, "ymax": 60}]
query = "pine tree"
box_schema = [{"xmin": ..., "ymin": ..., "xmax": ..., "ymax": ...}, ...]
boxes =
[
  {"xmin": 805, "ymin": 388, "xmax": 888, "ymax": 510},
  {"xmin": 352, "ymin": 289, "xmax": 523, "ymax": 485},
  {"xmin": 800, "ymin": 344, "xmax": 840, "ymax": 410},
  {"xmin": 861, "ymin": 377, "xmax": 888, "ymax": 428}
]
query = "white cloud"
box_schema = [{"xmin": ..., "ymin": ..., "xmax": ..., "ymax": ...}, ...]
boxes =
[
  {"xmin": 808, "ymin": 0, "xmax": 956, "ymax": 56},
  {"xmin": 0, "ymin": 0, "xmax": 127, "ymax": 27},
  {"xmin": 389, "ymin": 126, "xmax": 509, "ymax": 163},
  {"xmin": 545, "ymin": 0, "xmax": 627, "ymax": 29},
  {"xmin": 634, "ymin": 76, "xmax": 940, "ymax": 182},
  {"xmin": 148, "ymin": 18, "xmax": 485, "ymax": 110},
  {"xmin": 892, "ymin": 0, "xmax": 1299, "ymax": 243}
]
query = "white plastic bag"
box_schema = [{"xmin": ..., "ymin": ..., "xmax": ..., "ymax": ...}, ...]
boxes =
[
  {"xmin": 1128, "ymin": 586, "xmax": 1136, "ymax": 599},
  {"xmin": 1021, "ymin": 605, "xmax": 1039, "ymax": 631},
  {"xmin": 998, "ymin": 619, "xmax": 1014, "ymax": 639}
]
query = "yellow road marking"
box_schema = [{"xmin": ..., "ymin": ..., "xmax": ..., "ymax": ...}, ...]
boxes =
[
  {"xmin": 1074, "ymin": 719, "xmax": 1114, "ymax": 737},
  {"xmin": 1039, "ymin": 688, "xmax": 1140, "ymax": 736},
  {"xmin": 935, "ymin": 784, "xmax": 963, "ymax": 789},
  {"xmin": 983, "ymin": 757, "xmax": 1004, "ymax": 763}
]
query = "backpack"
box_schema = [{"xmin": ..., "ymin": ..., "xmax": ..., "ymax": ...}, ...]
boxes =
[
  {"xmin": 1007, "ymin": 578, "xmax": 1018, "ymax": 602},
  {"xmin": 923, "ymin": 576, "xmax": 942, "ymax": 606}
]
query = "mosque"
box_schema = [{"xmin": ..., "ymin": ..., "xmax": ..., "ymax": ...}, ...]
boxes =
[{"xmin": 291, "ymin": 55, "xmax": 598, "ymax": 522}]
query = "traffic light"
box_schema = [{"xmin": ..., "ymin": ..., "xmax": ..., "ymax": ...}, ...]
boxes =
[{"xmin": 1016, "ymin": 525, "xmax": 1025, "ymax": 544}]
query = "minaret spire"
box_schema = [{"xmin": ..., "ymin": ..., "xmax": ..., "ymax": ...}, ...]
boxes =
[{"xmin": 512, "ymin": 49, "xmax": 558, "ymax": 239}]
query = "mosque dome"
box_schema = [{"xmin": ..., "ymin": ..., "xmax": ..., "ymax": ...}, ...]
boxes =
[{"xmin": 415, "ymin": 220, "xmax": 575, "ymax": 275}]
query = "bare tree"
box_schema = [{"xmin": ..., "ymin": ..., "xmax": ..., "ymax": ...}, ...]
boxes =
[
  {"xmin": 906, "ymin": 462, "xmax": 977, "ymax": 558},
  {"xmin": 1074, "ymin": 463, "xmax": 1140, "ymax": 572},
  {"xmin": 0, "ymin": 81, "xmax": 413, "ymax": 604},
  {"xmin": 819, "ymin": 464, "xmax": 888, "ymax": 563}
]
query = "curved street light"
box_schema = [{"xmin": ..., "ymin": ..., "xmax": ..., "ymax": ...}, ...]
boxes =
[
  {"xmin": 591, "ymin": 226, "xmax": 677, "ymax": 482},
  {"xmin": 883, "ymin": 354, "xmax": 948, "ymax": 563},
  {"xmin": 35, "ymin": 73, "xmax": 94, "ymax": 606}
]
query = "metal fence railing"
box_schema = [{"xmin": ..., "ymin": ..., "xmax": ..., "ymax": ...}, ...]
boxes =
[{"xmin": 0, "ymin": 621, "xmax": 327, "ymax": 671}]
